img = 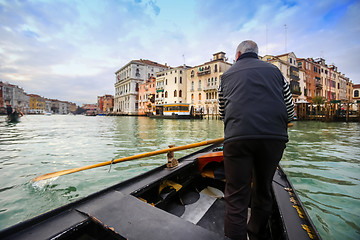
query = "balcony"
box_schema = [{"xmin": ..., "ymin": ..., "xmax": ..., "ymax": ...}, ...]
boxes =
[
  {"xmin": 203, "ymin": 84, "xmax": 218, "ymax": 91},
  {"xmin": 197, "ymin": 69, "xmax": 211, "ymax": 76},
  {"xmin": 316, "ymin": 82, "xmax": 323, "ymax": 90},
  {"xmin": 205, "ymin": 99, "xmax": 217, "ymax": 104}
]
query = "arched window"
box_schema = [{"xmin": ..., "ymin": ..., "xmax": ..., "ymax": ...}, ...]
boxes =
[
  {"xmin": 355, "ymin": 90, "xmax": 359, "ymax": 98},
  {"xmin": 166, "ymin": 79, "xmax": 168, "ymax": 85},
  {"xmin": 199, "ymin": 80, "xmax": 201, "ymax": 89},
  {"xmin": 165, "ymin": 91, "xmax": 168, "ymax": 98},
  {"xmin": 215, "ymin": 64, "xmax": 218, "ymax": 72},
  {"xmin": 174, "ymin": 90, "xmax": 177, "ymax": 97},
  {"xmin": 179, "ymin": 90, "xmax": 182, "ymax": 97},
  {"xmin": 191, "ymin": 81, "xmax": 194, "ymax": 90},
  {"xmin": 199, "ymin": 93, "xmax": 202, "ymax": 100},
  {"xmin": 191, "ymin": 94, "xmax": 194, "ymax": 100},
  {"xmin": 175, "ymin": 77, "xmax": 177, "ymax": 84},
  {"xmin": 180, "ymin": 77, "xmax": 182, "ymax": 84},
  {"xmin": 136, "ymin": 68, "xmax": 140, "ymax": 77}
]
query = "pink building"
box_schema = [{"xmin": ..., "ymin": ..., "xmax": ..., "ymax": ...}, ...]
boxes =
[{"xmin": 138, "ymin": 77, "xmax": 156, "ymax": 115}]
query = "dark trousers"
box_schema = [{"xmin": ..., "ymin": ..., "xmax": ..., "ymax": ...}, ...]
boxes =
[{"xmin": 223, "ymin": 139, "xmax": 286, "ymax": 240}]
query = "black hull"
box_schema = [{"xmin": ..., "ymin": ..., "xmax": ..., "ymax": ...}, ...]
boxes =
[
  {"xmin": 0, "ymin": 143, "xmax": 321, "ymax": 240},
  {"xmin": 7, "ymin": 113, "xmax": 21, "ymax": 123}
]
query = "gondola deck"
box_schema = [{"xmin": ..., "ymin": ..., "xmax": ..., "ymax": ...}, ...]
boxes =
[{"xmin": 0, "ymin": 143, "xmax": 321, "ymax": 240}]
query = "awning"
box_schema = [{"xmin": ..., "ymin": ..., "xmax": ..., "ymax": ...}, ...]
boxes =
[
  {"xmin": 296, "ymin": 100, "xmax": 309, "ymax": 104},
  {"xmin": 156, "ymin": 89, "xmax": 164, "ymax": 93}
]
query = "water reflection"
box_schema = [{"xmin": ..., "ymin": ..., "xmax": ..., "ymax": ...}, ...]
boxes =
[
  {"xmin": 0, "ymin": 116, "xmax": 359, "ymax": 240},
  {"xmin": 283, "ymin": 121, "xmax": 360, "ymax": 240}
]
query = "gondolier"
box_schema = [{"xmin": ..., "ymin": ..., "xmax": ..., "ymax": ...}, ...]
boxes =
[
  {"xmin": 6, "ymin": 101, "xmax": 13, "ymax": 115},
  {"xmin": 218, "ymin": 40, "xmax": 295, "ymax": 240}
]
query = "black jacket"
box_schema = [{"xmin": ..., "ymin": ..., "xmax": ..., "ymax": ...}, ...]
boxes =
[{"xmin": 219, "ymin": 52, "xmax": 294, "ymax": 143}]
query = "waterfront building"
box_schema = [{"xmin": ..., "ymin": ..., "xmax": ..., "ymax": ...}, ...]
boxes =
[
  {"xmin": 58, "ymin": 101, "xmax": 68, "ymax": 114},
  {"xmin": 155, "ymin": 66, "xmax": 188, "ymax": 106},
  {"xmin": 262, "ymin": 52, "xmax": 306, "ymax": 103},
  {"xmin": 296, "ymin": 58, "xmax": 323, "ymax": 102},
  {"xmin": 139, "ymin": 77, "xmax": 156, "ymax": 115},
  {"xmin": 114, "ymin": 59, "xmax": 169, "ymax": 115},
  {"xmin": 311, "ymin": 58, "xmax": 352, "ymax": 102},
  {"xmin": 68, "ymin": 102, "xmax": 77, "ymax": 113},
  {"xmin": 186, "ymin": 52, "xmax": 231, "ymax": 116},
  {"xmin": 45, "ymin": 99, "xmax": 52, "ymax": 113},
  {"xmin": 0, "ymin": 81, "xmax": 29, "ymax": 114},
  {"xmin": 97, "ymin": 95, "xmax": 114, "ymax": 113},
  {"xmin": 82, "ymin": 104, "xmax": 97, "ymax": 115},
  {"xmin": 50, "ymin": 100, "xmax": 59, "ymax": 114},
  {"xmin": 353, "ymin": 84, "xmax": 360, "ymax": 101},
  {"xmin": 338, "ymin": 74, "xmax": 349, "ymax": 101},
  {"xmin": 29, "ymin": 94, "xmax": 45, "ymax": 114},
  {"xmin": 347, "ymin": 80, "xmax": 353, "ymax": 102}
]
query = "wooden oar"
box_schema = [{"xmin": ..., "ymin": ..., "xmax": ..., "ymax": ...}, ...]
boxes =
[
  {"xmin": 32, "ymin": 137, "xmax": 225, "ymax": 182},
  {"xmin": 32, "ymin": 123, "xmax": 294, "ymax": 182}
]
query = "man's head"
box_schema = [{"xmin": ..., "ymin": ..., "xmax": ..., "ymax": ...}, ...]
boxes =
[{"xmin": 235, "ymin": 40, "xmax": 258, "ymax": 60}]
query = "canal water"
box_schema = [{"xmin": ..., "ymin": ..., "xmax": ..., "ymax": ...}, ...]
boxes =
[{"xmin": 0, "ymin": 115, "xmax": 359, "ymax": 239}]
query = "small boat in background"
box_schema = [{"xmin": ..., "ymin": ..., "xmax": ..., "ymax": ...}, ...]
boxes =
[
  {"xmin": 0, "ymin": 142, "xmax": 321, "ymax": 240},
  {"xmin": 7, "ymin": 112, "xmax": 22, "ymax": 123}
]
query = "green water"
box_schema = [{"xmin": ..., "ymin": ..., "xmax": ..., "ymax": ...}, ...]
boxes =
[{"xmin": 0, "ymin": 115, "xmax": 359, "ymax": 239}]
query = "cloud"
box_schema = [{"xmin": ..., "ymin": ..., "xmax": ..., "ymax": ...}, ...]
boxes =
[{"xmin": 0, "ymin": 0, "xmax": 358, "ymax": 106}]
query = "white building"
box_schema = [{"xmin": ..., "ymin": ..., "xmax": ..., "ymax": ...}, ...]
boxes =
[
  {"xmin": 114, "ymin": 59, "xmax": 169, "ymax": 115},
  {"xmin": 0, "ymin": 81, "xmax": 29, "ymax": 113},
  {"xmin": 58, "ymin": 101, "xmax": 69, "ymax": 114},
  {"xmin": 155, "ymin": 66, "xmax": 188, "ymax": 105},
  {"xmin": 186, "ymin": 52, "xmax": 232, "ymax": 116},
  {"xmin": 262, "ymin": 52, "xmax": 306, "ymax": 103}
]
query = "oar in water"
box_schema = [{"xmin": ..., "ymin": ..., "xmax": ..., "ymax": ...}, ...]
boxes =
[{"xmin": 32, "ymin": 137, "xmax": 225, "ymax": 182}]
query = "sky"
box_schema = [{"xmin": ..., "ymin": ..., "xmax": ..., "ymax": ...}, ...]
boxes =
[{"xmin": 0, "ymin": 0, "xmax": 359, "ymax": 105}]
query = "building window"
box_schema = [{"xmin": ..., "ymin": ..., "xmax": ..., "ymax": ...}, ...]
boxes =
[
  {"xmin": 215, "ymin": 77, "xmax": 217, "ymax": 85},
  {"xmin": 199, "ymin": 80, "xmax": 202, "ymax": 89},
  {"xmin": 165, "ymin": 91, "xmax": 168, "ymax": 98},
  {"xmin": 191, "ymin": 81, "xmax": 194, "ymax": 90},
  {"xmin": 175, "ymin": 77, "xmax": 177, "ymax": 84},
  {"xmin": 199, "ymin": 93, "xmax": 202, "ymax": 100},
  {"xmin": 166, "ymin": 79, "xmax": 167, "ymax": 85},
  {"xmin": 174, "ymin": 90, "xmax": 177, "ymax": 97},
  {"xmin": 355, "ymin": 90, "xmax": 359, "ymax": 98},
  {"xmin": 136, "ymin": 68, "xmax": 140, "ymax": 77},
  {"xmin": 179, "ymin": 90, "xmax": 182, "ymax": 97},
  {"xmin": 180, "ymin": 77, "xmax": 182, "ymax": 84},
  {"xmin": 215, "ymin": 64, "xmax": 218, "ymax": 72}
]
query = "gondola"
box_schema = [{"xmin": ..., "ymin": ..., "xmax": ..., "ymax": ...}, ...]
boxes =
[
  {"xmin": 0, "ymin": 142, "xmax": 321, "ymax": 240},
  {"xmin": 7, "ymin": 112, "xmax": 21, "ymax": 123}
]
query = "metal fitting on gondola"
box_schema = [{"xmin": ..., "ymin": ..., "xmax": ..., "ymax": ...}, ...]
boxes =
[{"xmin": 167, "ymin": 145, "xmax": 178, "ymax": 168}]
